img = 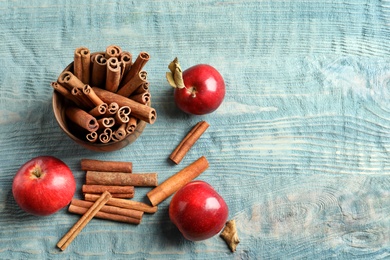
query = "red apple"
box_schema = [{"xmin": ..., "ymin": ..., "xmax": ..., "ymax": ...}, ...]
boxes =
[
  {"xmin": 12, "ymin": 156, "xmax": 76, "ymax": 216},
  {"xmin": 169, "ymin": 180, "xmax": 228, "ymax": 241},
  {"xmin": 166, "ymin": 58, "xmax": 225, "ymax": 115}
]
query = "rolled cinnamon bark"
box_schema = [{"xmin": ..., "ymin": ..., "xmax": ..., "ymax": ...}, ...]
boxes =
[
  {"xmin": 105, "ymin": 57, "xmax": 121, "ymax": 93},
  {"xmin": 147, "ymin": 156, "xmax": 209, "ymax": 206},
  {"xmin": 68, "ymin": 204, "xmax": 141, "ymax": 224},
  {"xmin": 93, "ymin": 87, "xmax": 156, "ymax": 124},
  {"xmin": 86, "ymin": 171, "xmax": 158, "ymax": 186},
  {"xmin": 58, "ymin": 71, "xmax": 85, "ymax": 90},
  {"xmin": 99, "ymin": 128, "xmax": 113, "ymax": 143},
  {"xmin": 120, "ymin": 52, "xmax": 150, "ymax": 89},
  {"xmin": 105, "ymin": 45, "xmax": 122, "ymax": 58},
  {"xmin": 106, "ymin": 102, "xmax": 119, "ymax": 115},
  {"xmin": 85, "ymin": 194, "xmax": 158, "ymax": 214},
  {"xmin": 132, "ymin": 82, "xmax": 149, "ymax": 95},
  {"xmin": 82, "ymin": 184, "xmax": 134, "ymax": 195},
  {"xmin": 65, "ymin": 106, "xmax": 99, "ymax": 132},
  {"xmin": 112, "ymin": 124, "xmax": 127, "ymax": 141},
  {"xmin": 170, "ymin": 121, "xmax": 210, "ymax": 164},
  {"xmin": 117, "ymin": 70, "xmax": 148, "ymax": 97},
  {"xmin": 91, "ymin": 52, "xmax": 107, "ymax": 88},
  {"xmin": 115, "ymin": 106, "xmax": 131, "ymax": 124},
  {"xmin": 119, "ymin": 51, "xmax": 132, "ymax": 74},
  {"xmin": 71, "ymin": 198, "xmax": 143, "ymax": 219},
  {"xmin": 74, "ymin": 47, "xmax": 91, "ymax": 84},
  {"xmin": 126, "ymin": 117, "xmax": 138, "ymax": 134},
  {"xmin": 86, "ymin": 131, "xmax": 98, "ymax": 143},
  {"xmin": 88, "ymin": 103, "xmax": 108, "ymax": 117},
  {"xmin": 83, "ymin": 85, "xmax": 105, "ymax": 106},
  {"xmin": 81, "ymin": 159, "xmax": 133, "ymax": 173},
  {"xmin": 97, "ymin": 117, "xmax": 115, "ymax": 130},
  {"xmin": 130, "ymin": 92, "xmax": 150, "ymax": 105},
  {"xmin": 51, "ymin": 82, "xmax": 83, "ymax": 107}
]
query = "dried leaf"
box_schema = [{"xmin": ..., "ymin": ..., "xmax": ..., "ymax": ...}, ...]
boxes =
[{"xmin": 220, "ymin": 219, "xmax": 240, "ymax": 252}]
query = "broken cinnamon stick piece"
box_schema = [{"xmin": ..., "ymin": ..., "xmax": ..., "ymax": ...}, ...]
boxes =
[
  {"xmin": 85, "ymin": 194, "xmax": 158, "ymax": 214},
  {"xmin": 170, "ymin": 121, "xmax": 209, "ymax": 164},
  {"xmin": 57, "ymin": 191, "xmax": 112, "ymax": 251},
  {"xmin": 86, "ymin": 171, "xmax": 158, "ymax": 187},
  {"xmin": 220, "ymin": 219, "xmax": 240, "ymax": 252},
  {"xmin": 81, "ymin": 159, "xmax": 133, "ymax": 173},
  {"xmin": 146, "ymin": 156, "xmax": 209, "ymax": 206}
]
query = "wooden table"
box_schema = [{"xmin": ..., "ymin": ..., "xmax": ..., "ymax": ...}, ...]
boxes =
[{"xmin": 1, "ymin": 0, "xmax": 389, "ymax": 259}]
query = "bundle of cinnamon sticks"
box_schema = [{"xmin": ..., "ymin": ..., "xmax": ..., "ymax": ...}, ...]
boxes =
[{"xmin": 51, "ymin": 45, "xmax": 156, "ymax": 144}]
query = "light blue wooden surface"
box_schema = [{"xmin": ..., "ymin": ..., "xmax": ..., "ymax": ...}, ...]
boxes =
[{"xmin": 1, "ymin": 0, "xmax": 390, "ymax": 259}]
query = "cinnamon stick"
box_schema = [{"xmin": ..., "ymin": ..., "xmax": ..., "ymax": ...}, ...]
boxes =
[
  {"xmin": 147, "ymin": 156, "xmax": 209, "ymax": 206},
  {"xmin": 88, "ymin": 103, "xmax": 108, "ymax": 117},
  {"xmin": 85, "ymin": 194, "xmax": 158, "ymax": 214},
  {"xmin": 170, "ymin": 121, "xmax": 210, "ymax": 164},
  {"xmin": 81, "ymin": 159, "xmax": 133, "ymax": 173},
  {"xmin": 99, "ymin": 128, "xmax": 112, "ymax": 143},
  {"xmin": 57, "ymin": 191, "xmax": 112, "ymax": 251},
  {"xmin": 68, "ymin": 204, "xmax": 141, "ymax": 224},
  {"xmin": 74, "ymin": 47, "xmax": 91, "ymax": 84},
  {"xmin": 105, "ymin": 45, "xmax": 122, "ymax": 58},
  {"xmin": 120, "ymin": 52, "xmax": 150, "ymax": 89},
  {"xmin": 105, "ymin": 57, "xmax": 121, "ymax": 93},
  {"xmin": 97, "ymin": 117, "xmax": 115, "ymax": 129},
  {"xmin": 82, "ymin": 184, "xmax": 134, "ymax": 195},
  {"xmin": 109, "ymin": 193, "xmax": 135, "ymax": 198},
  {"xmin": 86, "ymin": 171, "xmax": 158, "ymax": 187},
  {"xmin": 51, "ymin": 82, "xmax": 83, "ymax": 107},
  {"xmin": 70, "ymin": 198, "xmax": 143, "ymax": 220},
  {"xmin": 83, "ymin": 85, "xmax": 105, "ymax": 106},
  {"xmin": 119, "ymin": 51, "xmax": 132, "ymax": 74},
  {"xmin": 133, "ymin": 82, "xmax": 149, "ymax": 95},
  {"xmin": 86, "ymin": 131, "xmax": 98, "ymax": 143},
  {"xmin": 106, "ymin": 102, "xmax": 119, "ymax": 115},
  {"xmin": 115, "ymin": 106, "xmax": 131, "ymax": 124},
  {"xmin": 117, "ymin": 70, "xmax": 148, "ymax": 97},
  {"xmin": 58, "ymin": 71, "xmax": 85, "ymax": 90},
  {"xmin": 126, "ymin": 117, "xmax": 138, "ymax": 134},
  {"xmin": 65, "ymin": 106, "xmax": 99, "ymax": 132},
  {"xmin": 93, "ymin": 87, "xmax": 156, "ymax": 124},
  {"xmin": 112, "ymin": 124, "xmax": 127, "ymax": 141},
  {"xmin": 90, "ymin": 52, "xmax": 107, "ymax": 88},
  {"xmin": 130, "ymin": 92, "xmax": 150, "ymax": 105}
]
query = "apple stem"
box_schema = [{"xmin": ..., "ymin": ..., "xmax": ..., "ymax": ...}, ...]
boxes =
[
  {"xmin": 32, "ymin": 167, "xmax": 43, "ymax": 178},
  {"xmin": 166, "ymin": 57, "xmax": 186, "ymax": 89}
]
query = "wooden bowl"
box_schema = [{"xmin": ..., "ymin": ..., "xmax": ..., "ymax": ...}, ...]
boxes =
[{"xmin": 52, "ymin": 62, "xmax": 147, "ymax": 152}]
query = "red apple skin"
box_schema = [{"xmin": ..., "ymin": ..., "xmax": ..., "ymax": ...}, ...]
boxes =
[
  {"xmin": 12, "ymin": 156, "xmax": 76, "ymax": 216},
  {"xmin": 169, "ymin": 180, "xmax": 228, "ymax": 241},
  {"xmin": 174, "ymin": 64, "xmax": 225, "ymax": 115}
]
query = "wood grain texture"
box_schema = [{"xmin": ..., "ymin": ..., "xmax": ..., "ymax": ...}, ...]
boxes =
[{"xmin": 1, "ymin": 0, "xmax": 390, "ymax": 259}]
